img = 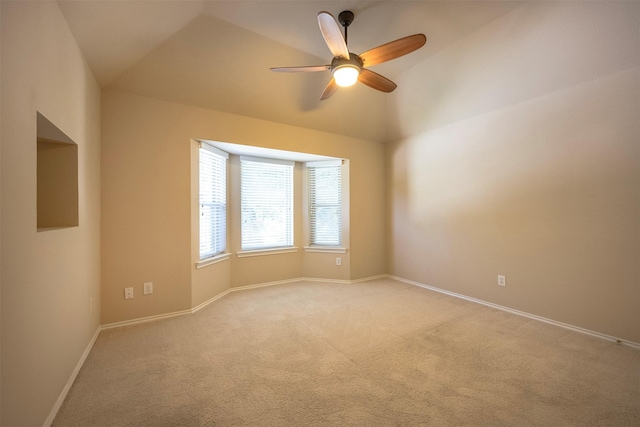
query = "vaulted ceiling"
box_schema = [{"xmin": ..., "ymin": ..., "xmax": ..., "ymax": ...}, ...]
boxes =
[{"xmin": 58, "ymin": 1, "xmax": 520, "ymax": 142}]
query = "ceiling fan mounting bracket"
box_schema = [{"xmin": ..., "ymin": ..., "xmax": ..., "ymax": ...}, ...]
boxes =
[{"xmin": 338, "ymin": 11, "xmax": 354, "ymax": 28}]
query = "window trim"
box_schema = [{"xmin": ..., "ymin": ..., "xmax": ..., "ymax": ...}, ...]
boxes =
[
  {"xmin": 236, "ymin": 247, "xmax": 299, "ymax": 258},
  {"xmin": 201, "ymin": 142, "xmax": 230, "ymax": 159},
  {"xmin": 198, "ymin": 141, "xmax": 229, "ymax": 261},
  {"xmin": 306, "ymin": 159, "xmax": 344, "ymax": 249},
  {"xmin": 303, "ymin": 246, "xmax": 347, "ymax": 254},
  {"xmin": 196, "ymin": 252, "xmax": 231, "ymax": 269},
  {"xmin": 239, "ymin": 156, "xmax": 295, "ymax": 251},
  {"xmin": 240, "ymin": 155, "xmax": 295, "ymax": 167}
]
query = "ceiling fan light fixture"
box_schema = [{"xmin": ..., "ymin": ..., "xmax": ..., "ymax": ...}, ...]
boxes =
[
  {"xmin": 271, "ymin": 10, "xmax": 427, "ymax": 100},
  {"xmin": 333, "ymin": 65, "xmax": 360, "ymax": 87}
]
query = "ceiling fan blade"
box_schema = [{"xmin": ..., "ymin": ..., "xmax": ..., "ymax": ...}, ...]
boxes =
[
  {"xmin": 320, "ymin": 79, "xmax": 339, "ymax": 100},
  {"xmin": 318, "ymin": 12, "xmax": 349, "ymax": 59},
  {"xmin": 360, "ymin": 34, "xmax": 426, "ymax": 67},
  {"xmin": 270, "ymin": 65, "xmax": 330, "ymax": 73},
  {"xmin": 359, "ymin": 69, "xmax": 397, "ymax": 93}
]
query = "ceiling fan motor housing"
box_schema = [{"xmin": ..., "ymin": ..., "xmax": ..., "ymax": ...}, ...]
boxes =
[{"xmin": 331, "ymin": 53, "xmax": 363, "ymax": 72}]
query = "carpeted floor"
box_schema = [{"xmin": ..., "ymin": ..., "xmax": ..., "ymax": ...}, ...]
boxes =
[{"xmin": 53, "ymin": 278, "xmax": 639, "ymax": 426}]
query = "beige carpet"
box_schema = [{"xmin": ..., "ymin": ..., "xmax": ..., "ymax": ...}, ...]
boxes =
[{"xmin": 54, "ymin": 278, "xmax": 639, "ymax": 426}]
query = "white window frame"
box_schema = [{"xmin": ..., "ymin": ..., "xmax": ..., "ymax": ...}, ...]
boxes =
[
  {"xmin": 197, "ymin": 142, "xmax": 229, "ymax": 267},
  {"xmin": 304, "ymin": 160, "xmax": 347, "ymax": 254},
  {"xmin": 239, "ymin": 156, "xmax": 295, "ymax": 254},
  {"xmin": 307, "ymin": 160, "xmax": 343, "ymax": 247}
]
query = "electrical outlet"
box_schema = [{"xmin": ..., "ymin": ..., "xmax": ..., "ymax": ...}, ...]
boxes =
[
  {"xmin": 144, "ymin": 282, "xmax": 153, "ymax": 295},
  {"xmin": 124, "ymin": 287, "xmax": 134, "ymax": 299},
  {"xmin": 336, "ymin": 257, "xmax": 342, "ymax": 266},
  {"xmin": 498, "ymin": 275, "xmax": 506, "ymax": 287}
]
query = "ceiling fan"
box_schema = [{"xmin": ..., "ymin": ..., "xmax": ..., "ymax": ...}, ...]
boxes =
[{"xmin": 270, "ymin": 10, "xmax": 426, "ymax": 100}]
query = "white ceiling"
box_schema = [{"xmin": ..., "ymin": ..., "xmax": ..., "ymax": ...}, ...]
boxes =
[{"xmin": 58, "ymin": 1, "xmax": 520, "ymax": 142}]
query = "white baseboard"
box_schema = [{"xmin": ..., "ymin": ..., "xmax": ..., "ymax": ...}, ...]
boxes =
[
  {"xmin": 350, "ymin": 274, "xmax": 388, "ymax": 283},
  {"xmin": 299, "ymin": 277, "xmax": 351, "ymax": 284},
  {"xmin": 101, "ymin": 309, "xmax": 193, "ymax": 330},
  {"xmin": 43, "ymin": 326, "xmax": 101, "ymax": 427},
  {"xmin": 191, "ymin": 289, "xmax": 232, "ymax": 313},
  {"xmin": 85, "ymin": 273, "xmax": 640, "ymax": 349},
  {"xmin": 191, "ymin": 275, "xmax": 386, "ymax": 313},
  {"xmin": 102, "ymin": 274, "xmax": 388, "ymax": 329},
  {"xmin": 46, "ymin": 273, "xmax": 638, "ymax": 425},
  {"xmin": 388, "ymin": 275, "xmax": 640, "ymax": 350},
  {"xmin": 229, "ymin": 277, "xmax": 311, "ymax": 291}
]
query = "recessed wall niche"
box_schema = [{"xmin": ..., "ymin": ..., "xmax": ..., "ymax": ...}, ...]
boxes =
[{"xmin": 37, "ymin": 112, "xmax": 79, "ymax": 231}]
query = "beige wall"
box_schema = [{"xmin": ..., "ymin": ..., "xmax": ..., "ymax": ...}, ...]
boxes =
[
  {"xmin": 348, "ymin": 146, "xmax": 386, "ymax": 279},
  {"xmin": 1, "ymin": 2, "xmax": 635, "ymax": 424},
  {"xmin": 0, "ymin": 0, "xmax": 3, "ymax": 418},
  {"xmin": 102, "ymin": 89, "xmax": 385, "ymax": 324},
  {"xmin": 388, "ymin": 2, "xmax": 640, "ymax": 342},
  {"xmin": 0, "ymin": 1, "xmax": 102, "ymax": 425},
  {"xmin": 227, "ymin": 157, "xmax": 305, "ymax": 288},
  {"xmin": 301, "ymin": 160, "xmax": 350, "ymax": 281},
  {"xmin": 101, "ymin": 91, "xmax": 193, "ymax": 324},
  {"xmin": 189, "ymin": 140, "xmax": 231, "ymax": 308}
]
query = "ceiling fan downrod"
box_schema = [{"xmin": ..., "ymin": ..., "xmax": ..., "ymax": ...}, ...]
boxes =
[{"xmin": 338, "ymin": 10, "xmax": 354, "ymax": 45}]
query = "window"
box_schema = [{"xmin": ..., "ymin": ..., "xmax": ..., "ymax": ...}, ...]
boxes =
[
  {"xmin": 241, "ymin": 157, "xmax": 294, "ymax": 250},
  {"xmin": 307, "ymin": 161, "xmax": 342, "ymax": 246},
  {"xmin": 199, "ymin": 143, "xmax": 228, "ymax": 260}
]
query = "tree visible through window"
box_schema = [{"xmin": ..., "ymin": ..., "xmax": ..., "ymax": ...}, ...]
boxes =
[
  {"xmin": 240, "ymin": 157, "xmax": 294, "ymax": 250},
  {"xmin": 308, "ymin": 161, "xmax": 342, "ymax": 246}
]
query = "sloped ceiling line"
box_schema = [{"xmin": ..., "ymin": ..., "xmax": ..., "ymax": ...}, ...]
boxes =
[{"xmin": 59, "ymin": 1, "xmax": 521, "ymax": 142}]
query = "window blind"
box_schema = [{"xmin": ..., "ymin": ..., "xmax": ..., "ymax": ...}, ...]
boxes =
[
  {"xmin": 199, "ymin": 144, "xmax": 228, "ymax": 259},
  {"xmin": 240, "ymin": 157, "xmax": 294, "ymax": 250},
  {"xmin": 308, "ymin": 162, "xmax": 342, "ymax": 246}
]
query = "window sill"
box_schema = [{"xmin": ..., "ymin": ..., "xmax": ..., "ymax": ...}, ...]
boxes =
[
  {"xmin": 196, "ymin": 253, "xmax": 231, "ymax": 269},
  {"xmin": 237, "ymin": 247, "xmax": 298, "ymax": 258},
  {"xmin": 304, "ymin": 246, "xmax": 347, "ymax": 254}
]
